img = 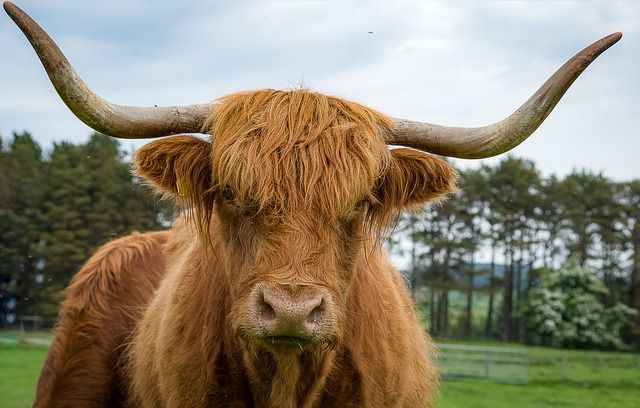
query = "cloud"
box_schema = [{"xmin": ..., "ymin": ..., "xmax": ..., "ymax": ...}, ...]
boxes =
[{"xmin": 1, "ymin": 0, "xmax": 638, "ymax": 179}]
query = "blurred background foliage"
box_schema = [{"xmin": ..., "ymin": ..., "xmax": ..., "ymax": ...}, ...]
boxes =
[{"xmin": 0, "ymin": 132, "xmax": 173, "ymax": 320}]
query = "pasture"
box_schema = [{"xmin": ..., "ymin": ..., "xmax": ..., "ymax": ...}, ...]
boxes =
[
  {"xmin": 1, "ymin": 333, "xmax": 638, "ymax": 408},
  {"xmin": 0, "ymin": 342, "xmax": 47, "ymax": 408},
  {"xmin": 439, "ymin": 343, "xmax": 640, "ymax": 408}
]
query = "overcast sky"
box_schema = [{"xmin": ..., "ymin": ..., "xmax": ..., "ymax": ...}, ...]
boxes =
[{"xmin": 1, "ymin": 0, "xmax": 638, "ymax": 180}]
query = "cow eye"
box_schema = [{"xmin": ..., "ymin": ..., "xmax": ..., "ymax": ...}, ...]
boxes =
[
  {"xmin": 219, "ymin": 186, "xmax": 257, "ymax": 216},
  {"xmin": 219, "ymin": 186, "xmax": 243, "ymax": 211},
  {"xmin": 222, "ymin": 186, "xmax": 235, "ymax": 202},
  {"xmin": 352, "ymin": 199, "xmax": 368, "ymax": 214}
]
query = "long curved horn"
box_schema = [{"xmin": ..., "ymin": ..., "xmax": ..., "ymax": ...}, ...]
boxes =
[
  {"xmin": 391, "ymin": 32, "xmax": 622, "ymax": 159},
  {"xmin": 3, "ymin": 1, "xmax": 215, "ymax": 139}
]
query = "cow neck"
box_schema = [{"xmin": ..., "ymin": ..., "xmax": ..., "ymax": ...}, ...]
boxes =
[{"xmin": 240, "ymin": 344, "xmax": 336, "ymax": 408}]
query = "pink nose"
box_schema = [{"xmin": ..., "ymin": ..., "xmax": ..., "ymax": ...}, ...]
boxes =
[{"xmin": 255, "ymin": 285, "xmax": 327, "ymax": 340}]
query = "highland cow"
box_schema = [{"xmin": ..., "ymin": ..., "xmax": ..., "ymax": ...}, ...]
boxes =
[{"xmin": 4, "ymin": 1, "xmax": 621, "ymax": 407}]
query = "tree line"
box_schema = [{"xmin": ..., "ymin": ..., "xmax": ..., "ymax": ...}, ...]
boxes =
[
  {"xmin": 394, "ymin": 157, "xmax": 640, "ymax": 350},
  {"xmin": 0, "ymin": 132, "xmax": 171, "ymax": 323},
  {"xmin": 1, "ymin": 131, "xmax": 638, "ymax": 349}
]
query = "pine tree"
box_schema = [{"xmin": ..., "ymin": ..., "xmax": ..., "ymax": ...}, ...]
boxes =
[{"xmin": 0, "ymin": 132, "xmax": 47, "ymax": 319}]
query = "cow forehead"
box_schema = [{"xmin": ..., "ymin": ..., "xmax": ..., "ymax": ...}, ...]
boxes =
[{"xmin": 206, "ymin": 89, "xmax": 393, "ymax": 216}]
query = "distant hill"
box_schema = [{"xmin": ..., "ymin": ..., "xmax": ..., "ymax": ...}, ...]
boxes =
[{"xmin": 402, "ymin": 263, "xmax": 530, "ymax": 290}]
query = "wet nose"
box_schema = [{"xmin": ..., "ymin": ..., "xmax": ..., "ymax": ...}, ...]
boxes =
[{"xmin": 256, "ymin": 285, "xmax": 327, "ymax": 338}]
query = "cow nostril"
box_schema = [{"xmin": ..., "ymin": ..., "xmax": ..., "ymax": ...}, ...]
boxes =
[
  {"xmin": 258, "ymin": 294, "xmax": 276, "ymax": 322},
  {"xmin": 306, "ymin": 301, "xmax": 325, "ymax": 325}
]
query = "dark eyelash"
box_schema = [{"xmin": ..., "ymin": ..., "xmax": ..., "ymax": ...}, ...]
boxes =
[
  {"xmin": 222, "ymin": 186, "xmax": 235, "ymax": 202},
  {"xmin": 220, "ymin": 187, "xmax": 258, "ymax": 217}
]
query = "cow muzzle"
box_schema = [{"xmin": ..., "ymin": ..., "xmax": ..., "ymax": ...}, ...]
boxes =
[{"xmin": 248, "ymin": 284, "xmax": 334, "ymax": 349}]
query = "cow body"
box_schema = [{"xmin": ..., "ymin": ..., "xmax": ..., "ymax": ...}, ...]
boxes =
[
  {"xmin": 127, "ymin": 217, "xmax": 436, "ymax": 407},
  {"xmin": 35, "ymin": 217, "xmax": 436, "ymax": 408},
  {"xmin": 34, "ymin": 231, "xmax": 170, "ymax": 407}
]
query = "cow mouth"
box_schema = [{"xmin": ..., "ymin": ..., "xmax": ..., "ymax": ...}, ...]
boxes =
[{"xmin": 260, "ymin": 336, "xmax": 311, "ymax": 350}]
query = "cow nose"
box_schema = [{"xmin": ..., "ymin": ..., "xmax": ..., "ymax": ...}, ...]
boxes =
[{"xmin": 256, "ymin": 285, "xmax": 327, "ymax": 339}]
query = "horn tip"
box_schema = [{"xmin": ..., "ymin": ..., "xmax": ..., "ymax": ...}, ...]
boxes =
[
  {"xmin": 3, "ymin": 1, "xmax": 21, "ymax": 20},
  {"xmin": 608, "ymin": 32, "xmax": 622, "ymax": 40},
  {"xmin": 3, "ymin": 1, "xmax": 16, "ymax": 12},
  {"xmin": 604, "ymin": 32, "xmax": 623, "ymax": 46}
]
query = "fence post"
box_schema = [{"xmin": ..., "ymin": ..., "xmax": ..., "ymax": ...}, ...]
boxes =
[{"xmin": 484, "ymin": 351, "xmax": 490, "ymax": 378}]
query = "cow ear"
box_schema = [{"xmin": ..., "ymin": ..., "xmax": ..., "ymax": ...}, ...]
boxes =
[
  {"xmin": 376, "ymin": 148, "xmax": 458, "ymax": 211},
  {"xmin": 133, "ymin": 135, "xmax": 212, "ymax": 200}
]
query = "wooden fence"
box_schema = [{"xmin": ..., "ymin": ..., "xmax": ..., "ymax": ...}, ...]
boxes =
[{"xmin": 437, "ymin": 344, "xmax": 529, "ymax": 384}]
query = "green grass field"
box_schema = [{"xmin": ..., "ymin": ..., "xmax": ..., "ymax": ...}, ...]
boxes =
[
  {"xmin": 0, "ymin": 343, "xmax": 48, "ymax": 408},
  {"xmin": 438, "ymin": 345, "xmax": 640, "ymax": 407},
  {"xmin": 1, "ymin": 333, "xmax": 638, "ymax": 407}
]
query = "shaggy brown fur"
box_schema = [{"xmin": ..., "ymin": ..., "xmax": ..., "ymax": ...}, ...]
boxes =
[
  {"xmin": 33, "ymin": 231, "xmax": 169, "ymax": 407},
  {"xmin": 36, "ymin": 89, "xmax": 457, "ymax": 407}
]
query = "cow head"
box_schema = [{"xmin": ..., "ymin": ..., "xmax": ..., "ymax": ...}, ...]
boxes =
[
  {"xmin": 132, "ymin": 89, "xmax": 457, "ymax": 350},
  {"xmin": 4, "ymin": 1, "xmax": 622, "ymax": 351}
]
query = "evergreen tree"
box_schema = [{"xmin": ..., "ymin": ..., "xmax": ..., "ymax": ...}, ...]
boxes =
[
  {"xmin": 456, "ymin": 168, "xmax": 491, "ymax": 338},
  {"xmin": 40, "ymin": 134, "xmax": 172, "ymax": 310},
  {"xmin": 619, "ymin": 180, "xmax": 640, "ymax": 345},
  {"xmin": 41, "ymin": 141, "xmax": 93, "ymax": 296},
  {"xmin": 0, "ymin": 132, "xmax": 47, "ymax": 319},
  {"xmin": 486, "ymin": 157, "xmax": 541, "ymax": 341},
  {"xmin": 560, "ymin": 171, "xmax": 613, "ymax": 267},
  {"xmin": 538, "ymin": 175, "xmax": 568, "ymax": 268}
]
